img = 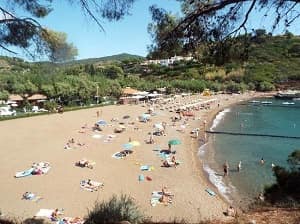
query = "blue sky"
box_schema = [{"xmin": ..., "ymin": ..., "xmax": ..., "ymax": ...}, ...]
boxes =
[{"xmin": 40, "ymin": 0, "xmax": 181, "ymax": 59}]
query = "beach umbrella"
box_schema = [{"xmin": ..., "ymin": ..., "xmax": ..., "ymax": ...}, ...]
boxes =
[
  {"xmin": 129, "ymin": 141, "xmax": 140, "ymax": 146},
  {"xmin": 96, "ymin": 119, "xmax": 107, "ymax": 126},
  {"xmin": 168, "ymin": 139, "xmax": 181, "ymax": 145},
  {"xmin": 141, "ymin": 113, "xmax": 151, "ymax": 119},
  {"xmin": 123, "ymin": 115, "xmax": 130, "ymax": 119},
  {"xmin": 122, "ymin": 143, "xmax": 133, "ymax": 150},
  {"xmin": 153, "ymin": 123, "xmax": 163, "ymax": 130}
]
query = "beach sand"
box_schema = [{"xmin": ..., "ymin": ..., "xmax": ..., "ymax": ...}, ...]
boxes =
[{"xmin": 0, "ymin": 92, "xmax": 270, "ymax": 222}]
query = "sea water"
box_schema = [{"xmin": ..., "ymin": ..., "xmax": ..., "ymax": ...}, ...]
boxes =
[{"xmin": 201, "ymin": 98, "xmax": 300, "ymax": 204}]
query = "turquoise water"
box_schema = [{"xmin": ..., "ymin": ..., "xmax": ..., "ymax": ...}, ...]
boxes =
[{"xmin": 202, "ymin": 98, "xmax": 300, "ymax": 203}]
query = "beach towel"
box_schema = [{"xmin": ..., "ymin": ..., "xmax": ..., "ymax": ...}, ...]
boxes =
[
  {"xmin": 32, "ymin": 162, "xmax": 51, "ymax": 175},
  {"xmin": 80, "ymin": 180, "xmax": 104, "ymax": 192},
  {"xmin": 138, "ymin": 174, "xmax": 144, "ymax": 181},
  {"xmin": 112, "ymin": 152, "xmax": 125, "ymax": 159},
  {"xmin": 35, "ymin": 209, "xmax": 54, "ymax": 218},
  {"xmin": 92, "ymin": 134, "xmax": 102, "ymax": 139},
  {"xmin": 112, "ymin": 150, "xmax": 133, "ymax": 159},
  {"xmin": 205, "ymin": 188, "xmax": 216, "ymax": 196},
  {"xmin": 140, "ymin": 165, "xmax": 154, "ymax": 171},
  {"xmin": 57, "ymin": 217, "xmax": 85, "ymax": 224},
  {"xmin": 22, "ymin": 192, "xmax": 43, "ymax": 202},
  {"xmin": 150, "ymin": 191, "xmax": 173, "ymax": 207},
  {"xmin": 15, "ymin": 168, "xmax": 34, "ymax": 178}
]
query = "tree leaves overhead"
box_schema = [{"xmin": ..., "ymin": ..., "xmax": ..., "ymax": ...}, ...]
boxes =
[{"xmin": 148, "ymin": 0, "xmax": 300, "ymax": 58}]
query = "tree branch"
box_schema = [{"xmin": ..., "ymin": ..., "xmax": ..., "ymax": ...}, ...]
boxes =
[{"xmin": 225, "ymin": 0, "xmax": 257, "ymax": 38}]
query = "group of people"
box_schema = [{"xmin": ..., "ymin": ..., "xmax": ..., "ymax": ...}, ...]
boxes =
[
  {"xmin": 223, "ymin": 158, "xmax": 276, "ymax": 177},
  {"xmin": 223, "ymin": 160, "xmax": 242, "ymax": 177},
  {"xmin": 64, "ymin": 138, "xmax": 85, "ymax": 149}
]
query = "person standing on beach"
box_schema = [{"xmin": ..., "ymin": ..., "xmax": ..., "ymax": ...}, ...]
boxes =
[
  {"xmin": 237, "ymin": 161, "xmax": 242, "ymax": 172},
  {"xmin": 203, "ymin": 120, "xmax": 207, "ymax": 130},
  {"xmin": 223, "ymin": 161, "xmax": 229, "ymax": 177}
]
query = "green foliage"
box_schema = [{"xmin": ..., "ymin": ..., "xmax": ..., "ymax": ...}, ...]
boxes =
[
  {"xmin": 287, "ymin": 150, "xmax": 300, "ymax": 171},
  {"xmin": 43, "ymin": 101, "xmax": 57, "ymax": 112},
  {"xmin": 103, "ymin": 65, "xmax": 124, "ymax": 79},
  {"xmin": 257, "ymin": 81, "xmax": 275, "ymax": 92},
  {"xmin": 0, "ymin": 89, "xmax": 9, "ymax": 100},
  {"xmin": 264, "ymin": 150, "xmax": 300, "ymax": 205},
  {"xmin": 42, "ymin": 29, "xmax": 78, "ymax": 62},
  {"xmin": 85, "ymin": 194, "xmax": 144, "ymax": 224}
]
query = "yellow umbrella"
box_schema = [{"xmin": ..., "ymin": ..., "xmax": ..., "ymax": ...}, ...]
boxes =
[{"xmin": 129, "ymin": 141, "xmax": 140, "ymax": 146}]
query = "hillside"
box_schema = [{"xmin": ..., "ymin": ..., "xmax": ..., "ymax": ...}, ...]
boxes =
[
  {"xmin": 0, "ymin": 53, "xmax": 144, "ymax": 71},
  {"xmin": 0, "ymin": 34, "xmax": 299, "ymax": 105},
  {"xmin": 65, "ymin": 53, "xmax": 144, "ymax": 65}
]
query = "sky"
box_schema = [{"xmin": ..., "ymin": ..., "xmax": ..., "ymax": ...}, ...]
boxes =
[
  {"xmin": 1, "ymin": 0, "xmax": 299, "ymax": 61},
  {"xmin": 39, "ymin": 0, "xmax": 181, "ymax": 60}
]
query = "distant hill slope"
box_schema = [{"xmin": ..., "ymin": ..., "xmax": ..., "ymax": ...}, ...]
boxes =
[{"xmin": 67, "ymin": 53, "xmax": 145, "ymax": 65}]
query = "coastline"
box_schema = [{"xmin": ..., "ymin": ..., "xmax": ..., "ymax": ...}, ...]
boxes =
[
  {"xmin": 193, "ymin": 91, "xmax": 275, "ymax": 210},
  {"xmin": 0, "ymin": 91, "xmax": 273, "ymax": 222}
]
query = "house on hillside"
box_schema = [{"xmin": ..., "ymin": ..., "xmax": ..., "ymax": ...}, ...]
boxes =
[{"xmin": 141, "ymin": 55, "xmax": 194, "ymax": 67}]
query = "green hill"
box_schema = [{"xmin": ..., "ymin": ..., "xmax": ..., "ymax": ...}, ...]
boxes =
[
  {"xmin": 0, "ymin": 34, "xmax": 299, "ymax": 104},
  {"xmin": 66, "ymin": 53, "xmax": 144, "ymax": 65}
]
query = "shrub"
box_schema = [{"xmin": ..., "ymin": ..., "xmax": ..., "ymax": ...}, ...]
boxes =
[{"xmin": 84, "ymin": 194, "xmax": 144, "ymax": 224}]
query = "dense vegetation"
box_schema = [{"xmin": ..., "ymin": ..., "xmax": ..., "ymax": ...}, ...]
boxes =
[
  {"xmin": 264, "ymin": 150, "xmax": 300, "ymax": 206},
  {"xmin": 0, "ymin": 33, "xmax": 300, "ymax": 109}
]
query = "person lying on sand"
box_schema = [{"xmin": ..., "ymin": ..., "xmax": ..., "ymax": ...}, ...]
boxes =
[
  {"xmin": 76, "ymin": 142, "xmax": 85, "ymax": 147},
  {"xmin": 64, "ymin": 143, "xmax": 71, "ymax": 149},
  {"xmin": 75, "ymin": 159, "xmax": 93, "ymax": 168},
  {"xmin": 85, "ymin": 179, "xmax": 101, "ymax": 191},
  {"xmin": 162, "ymin": 156, "xmax": 178, "ymax": 168}
]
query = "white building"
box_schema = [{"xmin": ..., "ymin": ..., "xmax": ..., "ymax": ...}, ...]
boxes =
[{"xmin": 141, "ymin": 55, "xmax": 193, "ymax": 67}]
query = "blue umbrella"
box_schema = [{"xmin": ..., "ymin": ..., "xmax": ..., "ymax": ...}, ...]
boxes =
[
  {"xmin": 122, "ymin": 143, "xmax": 133, "ymax": 150},
  {"xmin": 96, "ymin": 120, "xmax": 107, "ymax": 126}
]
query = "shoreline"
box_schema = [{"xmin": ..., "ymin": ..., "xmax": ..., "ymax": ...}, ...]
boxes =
[
  {"xmin": 194, "ymin": 92, "xmax": 275, "ymax": 210},
  {"xmin": 0, "ymin": 91, "xmax": 274, "ymax": 222}
]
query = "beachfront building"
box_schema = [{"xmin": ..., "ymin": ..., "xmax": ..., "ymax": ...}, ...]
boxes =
[
  {"xmin": 141, "ymin": 55, "xmax": 194, "ymax": 67},
  {"xmin": 119, "ymin": 87, "xmax": 164, "ymax": 105}
]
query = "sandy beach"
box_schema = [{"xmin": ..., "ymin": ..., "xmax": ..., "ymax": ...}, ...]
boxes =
[{"xmin": 0, "ymin": 92, "xmax": 270, "ymax": 222}]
